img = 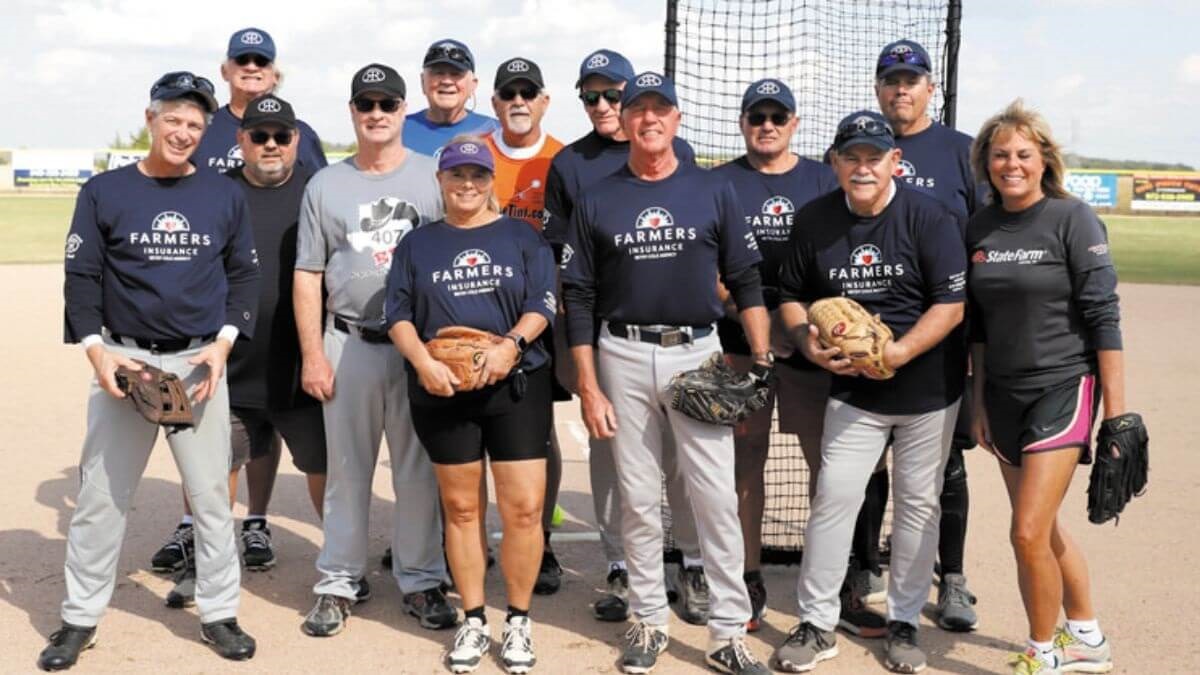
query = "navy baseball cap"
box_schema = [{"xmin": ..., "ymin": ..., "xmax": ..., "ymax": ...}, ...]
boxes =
[
  {"xmin": 241, "ymin": 94, "xmax": 296, "ymax": 129},
  {"xmin": 150, "ymin": 71, "xmax": 218, "ymax": 114},
  {"xmin": 424, "ymin": 39, "xmax": 475, "ymax": 71},
  {"xmin": 741, "ymin": 78, "xmax": 795, "ymax": 112},
  {"xmin": 438, "ymin": 139, "xmax": 494, "ymax": 173},
  {"xmin": 227, "ymin": 27, "xmax": 276, "ymax": 61},
  {"xmin": 575, "ymin": 49, "xmax": 635, "ymax": 87},
  {"xmin": 351, "ymin": 63, "xmax": 406, "ymax": 100},
  {"xmin": 495, "ymin": 57, "xmax": 545, "ymax": 91},
  {"xmin": 620, "ymin": 72, "xmax": 677, "ymax": 108},
  {"xmin": 833, "ymin": 110, "xmax": 896, "ymax": 152},
  {"xmin": 876, "ymin": 39, "xmax": 932, "ymax": 78}
]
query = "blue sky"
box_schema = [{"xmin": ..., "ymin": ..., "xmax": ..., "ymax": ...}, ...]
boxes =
[{"xmin": 4, "ymin": 0, "xmax": 1196, "ymax": 166}]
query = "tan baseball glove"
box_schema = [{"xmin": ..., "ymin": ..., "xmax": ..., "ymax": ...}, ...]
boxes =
[
  {"xmin": 808, "ymin": 297, "xmax": 895, "ymax": 379},
  {"xmin": 114, "ymin": 362, "xmax": 194, "ymax": 432},
  {"xmin": 424, "ymin": 326, "xmax": 506, "ymax": 392}
]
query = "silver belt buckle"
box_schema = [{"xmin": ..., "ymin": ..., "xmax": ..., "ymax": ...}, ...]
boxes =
[{"xmin": 660, "ymin": 329, "xmax": 686, "ymax": 347}]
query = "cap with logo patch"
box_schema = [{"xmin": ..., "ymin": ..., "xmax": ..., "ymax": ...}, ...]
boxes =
[
  {"xmin": 241, "ymin": 94, "xmax": 296, "ymax": 129},
  {"xmin": 833, "ymin": 110, "xmax": 896, "ymax": 152},
  {"xmin": 438, "ymin": 139, "xmax": 495, "ymax": 173},
  {"xmin": 620, "ymin": 71, "xmax": 677, "ymax": 108},
  {"xmin": 423, "ymin": 38, "xmax": 475, "ymax": 72},
  {"xmin": 150, "ymin": 70, "xmax": 218, "ymax": 114},
  {"xmin": 228, "ymin": 27, "xmax": 276, "ymax": 61},
  {"xmin": 575, "ymin": 49, "xmax": 635, "ymax": 87},
  {"xmin": 876, "ymin": 39, "xmax": 932, "ymax": 78},
  {"xmin": 351, "ymin": 63, "xmax": 406, "ymax": 100},
  {"xmin": 494, "ymin": 57, "xmax": 545, "ymax": 91},
  {"xmin": 741, "ymin": 78, "xmax": 795, "ymax": 112}
]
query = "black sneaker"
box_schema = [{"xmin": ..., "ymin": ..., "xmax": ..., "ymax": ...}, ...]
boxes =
[
  {"xmin": 837, "ymin": 580, "xmax": 888, "ymax": 638},
  {"xmin": 620, "ymin": 621, "xmax": 668, "ymax": 674},
  {"xmin": 402, "ymin": 586, "xmax": 458, "ymax": 630},
  {"xmin": 37, "ymin": 623, "xmax": 97, "ymax": 671},
  {"xmin": 354, "ymin": 577, "xmax": 371, "ymax": 604},
  {"xmin": 593, "ymin": 568, "xmax": 630, "ymax": 622},
  {"xmin": 302, "ymin": 594, "xmax": 352, "ymax": 637},
  {"xmin": 744, "ymin": 570, "xmax": 768, "ymax": 632},
  {"xmin": 705, "ymin": 635, "xmax": 769, "ymax": 675},
  {"xmin": 773, "ymin": 622, "xmax": 838, "ymax": 673},
  {"xmin": 165, "ymin": 564, "xmax": 196, "ymax": 609},
  {"xmin": 673, "ymin": 564, "xmax": 710, "ymax": 625},
  {"xmin": 150, "ymin": 524, "xmax": 193, "ymax": 573},
  {"xmin": 885, "ymin": 621, "xmax": 926, "ymax": 673},
  {"xmin": 200, "ymin": 619, "xmax": 256, "ymax": 661},
  {"xmin": 533, "ymin": 548, "xmax": 562, "ymax": 595},
  {"xmin": 241, "ymin": 519, "xmax": 275, "ymax": 571}
]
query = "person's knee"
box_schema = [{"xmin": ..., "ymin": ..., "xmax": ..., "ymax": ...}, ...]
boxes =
[
  {"xmin": 442, "ymin": 493, "xmax": 482, "ymax": 527},
  {"xmin": 1010, "ymin": 516, "xmax": 1051, "ymax": 558},
  {"xmin": 501, "ymin": 492, "xmax": 544, "ymax": 531}
]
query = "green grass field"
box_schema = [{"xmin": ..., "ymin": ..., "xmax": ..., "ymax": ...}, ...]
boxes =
[{"xmin": 0, "ymin": 194, "xmax": 1196, "ymax": 284}]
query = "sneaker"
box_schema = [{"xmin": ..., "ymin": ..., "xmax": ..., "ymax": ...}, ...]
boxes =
[
  {"xmin": 500, "ymin": 616, "xmax": 536, "ymax": 674},
  {"xmin": 673, "ymin": 564, "xmax": 710, "ymax": 625},
  {"xmin": 150, "ymin": 523, "xmax": 193, "ymax": 573},
  {"xmin": 1053, "ymin": 627, "xmax": 1113, "ymax": 673},
  {"xmin": 850, "ymin": 560, "xmax": 886, "ymax": 605},
  {"xmin": 593, "ymin": 568, "xmax": 630, "ymax": 622},
  {"xmin": 706, "ymin": 635, "xmax": 769, "ymax": 674},
  {"xmin": 354, "ymin": 577, "xmax": 371, "ymax": 604},
  {"xmin": 241, "ymin": 519, "xmax": 275, "ymax": 571},
  {"xmin": 885, "ymin": 621, "xmax": 926, "ymax": 673},
  {"xmin": 936, "ymin": 573, "xmax": 978, "ymax": 632},
  {"xmin": 403, "ymin": 586, "xmax": 458, "ymax": 630},
  {"xmin": 533, "ymin": 548, "xmax": 562, "ymax": 595},
  {"xmin": 199, "ymin": 618, "xmax": 256, "ymax": 661},
  {"xmin": 744, "ymin": 571, "xmax": 768, "ymax": 633},
  {"xmin": 773, "ymin": 622, "xmax": 838, "ymax": 672},
  {"xmin": 37, "ymin": 623, "xmax": 97, "ymax": 671},
  {"xmin": 165, "ymin": 564, "xmax": 196, "ymax": 609},
  {"xmin": 1010, "ymin": 647, "xmax": 1063, "ymax": 674},
  {"xmin": 302, "ymin": 594, "xmax": 352, "ymax": 637},
  {"xmin": 837, "ymin": 583, "xmax": 887, "ymax": 638},
  {"xmin": 621, "ymin": 622, "xmax": 669, "ymax": 674},
  {"xmin": 448, "ymin": 617, "xmax": 491, "ymax": 673}
]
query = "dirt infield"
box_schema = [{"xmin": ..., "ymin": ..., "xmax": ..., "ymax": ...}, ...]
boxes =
[{"xmin": 0, "ymin": 264, "xmax": 1194, "ymax": 674}]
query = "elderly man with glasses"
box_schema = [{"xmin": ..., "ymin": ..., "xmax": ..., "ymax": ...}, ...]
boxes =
[{"xmin": 404, "ymin": 39, "xmax": 499, "ymax": 157}]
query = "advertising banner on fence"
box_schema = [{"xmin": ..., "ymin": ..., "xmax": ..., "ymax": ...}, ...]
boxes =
[
  {"xmin": 12, "ymin": 149, "xmax": 94, "ymax": 187},
  {"xmin": 106, "ymin": 150, "xmax": 148, "ymax": 170},
  {"xmin": 1064, "ymin": 171, "xmax": 1118, "ymax": 207},
  {"xmin": 1132, "ymin": 174, "xmax": 1200, "ymax": 212}
]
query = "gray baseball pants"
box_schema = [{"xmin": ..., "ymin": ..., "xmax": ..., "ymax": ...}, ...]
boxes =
[{"xmin": 796, "ymin": 397, "xmax": 959, "ymax": 630}]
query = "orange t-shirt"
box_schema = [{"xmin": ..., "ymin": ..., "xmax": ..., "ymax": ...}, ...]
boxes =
[{"xmin": 484, "ymin": 130, "xmax": 564, "ymax": 232}]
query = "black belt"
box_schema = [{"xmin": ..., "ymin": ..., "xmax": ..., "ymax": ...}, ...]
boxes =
[
  {"xmin": 333, "ymin": 317, "xmax": 391, "ymax": 344},
  {"xmin": 110, "ymin": 333, "xmax": 215, "ymax": 353},
  {"xmin": 607, "ymin": 322, "xmax": 713, "ymax": 347}
]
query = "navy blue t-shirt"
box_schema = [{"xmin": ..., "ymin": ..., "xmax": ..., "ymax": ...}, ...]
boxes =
[
  {"xmin": 194, "ymin": 105, "xmax": 327, "ymax": 175},
  {"xmin": 713, "ymin": 155, "xmax": 837, "ymax": 360},
  {"xmin": 543, "ymin": 131, "xmax": 696, "ymax": 246},
  {"xmin": 893, "ymin": 121, "xmax": 986, "ymax": 226},
  {"xmin": 561, "ymin": 162, "xmax": 762, "ymax": 347},
  {"xmin": 384, "ymin": 216, "xmax": 557, "ymax": 372},
  {"xmin": 778, "ymin": 184, "xmax": 967, "ymax": 414},
  {"xmin": 63, "ymin": 163, "xmax": 260, "ymax": 342}
]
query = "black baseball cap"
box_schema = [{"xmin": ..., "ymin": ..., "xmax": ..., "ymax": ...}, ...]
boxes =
[
  {"xmin": 833, "ymin": 110, "xmax": 896, "ymax": 152},
  {"xmin": 423, "ymin": 39, "xmax": 475, "ymax": 71},
  {"xmin": 494, "ymin": 57, "xmax": 545, "ymax": 91},
  {"xmin": 150, "ymin": 71, "xmax": 218, "ymax": 114},
  {"xmin": 351, "ymin": 63, "xmax": 406, "ymax": 100},
  {"xmin": 241, "ymin": 94, "xmax": 296, "ymax": 129},
  {"xmin": 876, "ymin": 39, "xmax": 932, "ymax": 78}
]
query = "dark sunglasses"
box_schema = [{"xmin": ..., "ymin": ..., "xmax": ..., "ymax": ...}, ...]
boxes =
[
  {"xmin": 498, "ymin": 85, "xmax": 540, "ymax": 102},
  {"xmin": 152, "ymin": 73, "xmax": 215, "ymax": 96},
  {"xmin": 234, "ymin": 54, "xmax": 272, "ymax": 68},
  {"xmin": 248, "ymin": 129, "xmax": 293, "ymax": 146},
  {"xmin": 352, "ymin": 98, "xmax": 402, "ymax": 113},
  {"xmin": 579, "ymin": 88, "xmax": 622, "ymax": 106},
  {"xmin": 424, "ymin": 45, "xmax": 472, "ymax": 67},
  {"xmin": 746, "ymin": 111, "xmax": 791, "ymax": 127},
  {"xmin": 876, "ymin": 49, "xmax": 929, "ymax": 73},
  {"xmin": 834, "ymin": 118, "xmax": 894, "ymax": 147}
]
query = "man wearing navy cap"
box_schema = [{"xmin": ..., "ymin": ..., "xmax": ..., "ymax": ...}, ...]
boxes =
[
  {"xmin": 562, "ymin": 72, "xmax": 771, "ymax": 675},
  {"xmin": 772, "ymin": 111, "xmax": 966, "ymax": 674},
  {"xmin": 42, "ymin": 70, "xmax": 259, "ymax": 670},
  {"xmin": 403, "ymin": 39, "xmax": 499, "ymax": 157}
]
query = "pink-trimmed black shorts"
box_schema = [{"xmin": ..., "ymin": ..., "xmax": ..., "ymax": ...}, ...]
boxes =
[{"xmin": 984, "ymin": 373, "xmax": 1099, "ymax": 467}]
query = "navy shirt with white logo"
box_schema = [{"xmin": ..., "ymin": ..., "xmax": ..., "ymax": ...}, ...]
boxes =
[
  {"xmin": 384, "ymin": 216, "xmax": 557, "ymax": 372},
  {"xmin": 778, "ymin": 184, "xmax": 967, "ymax": 414},
  {"xmin": 893, "ymin": 121, "xmax": 986, "ymax": 225},
  {"xmin": 194, "ymin": 105, "xmax": 327, "ymax": 175},
  {"xmin": 63, "ymin": 163, "xmax": 260, "ymax": 341},
  {"xmin": 561, "ymin": 162, "xmax": 762, "ymax": 347}
]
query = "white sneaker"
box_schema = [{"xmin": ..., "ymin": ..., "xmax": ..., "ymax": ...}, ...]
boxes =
[
  {"xmin": 500, "ymin": 616, "xmax": 536, "ymax": 673},
  {"xmin": 448, "ymin": 617, "xmax": 490, "ymax": 673}
]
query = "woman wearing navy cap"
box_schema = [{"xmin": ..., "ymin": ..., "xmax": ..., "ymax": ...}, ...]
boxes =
[{"xmin": 385, "ymin": 137, "xmax": 556, "ymax": 674}]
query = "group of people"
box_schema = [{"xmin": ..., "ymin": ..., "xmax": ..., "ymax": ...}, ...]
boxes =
[{"xmin": 42, "ymin": 25, "xmax": 1127, "ymax": 675}]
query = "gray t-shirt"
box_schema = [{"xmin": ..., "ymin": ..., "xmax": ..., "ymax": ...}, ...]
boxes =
[{"xmin": 296, "ymin": 153, "xmax": 443, "ymax": 329}]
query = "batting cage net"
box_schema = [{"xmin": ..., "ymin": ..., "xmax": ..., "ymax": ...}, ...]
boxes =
[{"xmin": 660, "ymin": 0, "xmax": 962, "ymax": 565}]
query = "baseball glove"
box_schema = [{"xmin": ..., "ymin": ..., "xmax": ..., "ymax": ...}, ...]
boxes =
[
  {"xmin": 808, "ymin": 296, "xmax": 895, "ymax": 379},
  {"xmin": 425, "ymin": 326, "xmax": 506, "ymax": 392},
  {"xmin": 114, "ymin": 362, "xmax": 194, "ymax": 432},
  {"xmin": 668, "ymin": 352, "xmax": 771, "ymax": 426},
  {"xmin": 1087, "ymin": 412, "xmax": 1149, "ymax": 525}
]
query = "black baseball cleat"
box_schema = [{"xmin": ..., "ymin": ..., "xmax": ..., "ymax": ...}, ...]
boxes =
[
  {"xmin": 534, "ymin": 548, "xmax": 563, "ymax": 595},
  {"xmin": 200, "ymin": 619, "xmax": 256, "ymax": 661},
  {"xmin": 354, "ymin": 576, "xmax": 371, "ymax": 604},
  {"xmin": 593, "ymin": 568, "xmax": 630, "ymax": 622},
  {"xmin": 241, "ymin": 519, "xmax": 276, "ymax": 571},
  {"xmin": 150, "ymin": 523, "xmax": 194, "ymax": 573},
  {"xmin": 37, "ymin": 623, "xmax": 96, "ymax": 671},
  {"xmin": 403, "ymin": 586, "xmax": 458, "ymax": 630}
]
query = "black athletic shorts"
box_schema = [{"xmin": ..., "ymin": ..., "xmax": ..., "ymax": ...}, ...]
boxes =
[
  {"xmin": 984, "ymin": 373, "xmax": 1098, "ymax": 467},
  {"xmin": 230, "ymin": 406, "xmax": 327, "ymax": 474},
  {"xmin": 410, "ymin": 367, "xmax": 552, "ymax": 465}
]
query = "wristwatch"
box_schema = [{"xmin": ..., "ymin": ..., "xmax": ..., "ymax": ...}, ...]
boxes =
[{"xmin": 505, "ymin": 332, "xmax": 528, "ymax": 353}]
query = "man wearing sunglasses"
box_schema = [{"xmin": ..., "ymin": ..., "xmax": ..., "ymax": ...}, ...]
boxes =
[
  {"xmin": 543, "ymin": 49, "xmax": 708, "ymax": 629},
  {"xmin": 404, "ymin": 39, "xmax": 499, "ymax": 157},
  {"xmin": 42, "ymin": 70, "xmax": 260, "ymax": 670},
  {"xmin": 772, "ymin": 111, "xmax": 966, "ymax": 674},
  {"xmin": 711, "ymin": 79, "xmax": 838, "ymax": 634},
  {"xmin": 295, "ymin": 63, "xmax": 453, "ymax": 638}
]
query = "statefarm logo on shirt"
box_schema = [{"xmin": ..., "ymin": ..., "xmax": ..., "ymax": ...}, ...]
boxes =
[
  {"xmin": 209, "ymin": 144, "xmax": 245, "ymax": 173},
  {"xmin": 747, "ymin": 195, "xmax": 795, "ymax": 242},
  {"xmin": 128, "ymin": 210, "xmax": 213, "ymax": 262},
  {"xmin": 827, "ymin": 243, "xmax": 905, "ymax": 296},
  {"xmin": 615, "ymin": 206, "xmax": 697, "ymax": 261},
  {"xmin": 971, "ymin": 247, "xmax": 1047, "ymax": 265},
  {"xmin": 432, "ymin": 248, "xmax": 515, "ymax": 297},
  {"xmin": 349, "ymin": 197, "xmax": 421, "ymax": 270},
  {"xmin": 893, "ymin": 158, "xmax": 935, "ymax": 189}
]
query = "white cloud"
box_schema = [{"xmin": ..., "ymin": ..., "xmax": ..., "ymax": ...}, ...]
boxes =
[{"xmin": 1179, "ymin": 54, "xmax": 1200, "ymax": 84}]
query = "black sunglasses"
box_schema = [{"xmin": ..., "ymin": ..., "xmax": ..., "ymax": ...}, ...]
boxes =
[
  {"xmin": 152, "ymin": 73, "xmax": 215, "ymax": 96},
  {"xmin": 234, "ymin": 54, "xmax": 272, "ymax": 68},
  {"xmin": 424, "ymin": 45, "xmax": 472, "ymax": 68},
  {"xmin": 877, "ymin": 49, "xmax": 929, "ymax": 73},
  {"xmin": 746, "ymin": 111, "xmax": 791, "ymax": 127},
  {"xmin": 579, "ymin": 88, "xmax": 622, "ymax": 107},
  {"xmin": 248, "ymin": 129, "xmax": 293, "ymax": 146},
  {"xmin": 834, "ymin": 118, "xmax": 894, "ymax": 147},
  {"xmin": 352, "ymin": 98, "xmax": 402, "ymax": 113},
  {"xmin": 498, "ymin": 85, "xmax": 540, "ymax": 102}
]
